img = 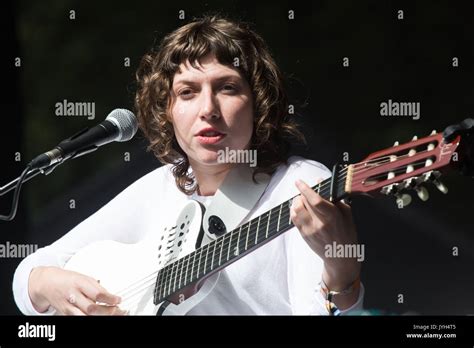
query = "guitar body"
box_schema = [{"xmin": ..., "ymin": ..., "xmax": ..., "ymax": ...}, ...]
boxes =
[{"xmin": 63, "ymin": 200, "xmax": 220, "ymax": 315}]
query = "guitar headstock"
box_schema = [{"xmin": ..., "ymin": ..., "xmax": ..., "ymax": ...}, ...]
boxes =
[{"xmin": 346, "ymin": 130, "xmax": 461, "ymax": 207}]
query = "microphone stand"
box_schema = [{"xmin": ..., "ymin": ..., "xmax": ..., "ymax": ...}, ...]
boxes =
[
  {"xmin": 1, "ymin": 142, "xmax": 100, "ymax": 197},
  {"xmin": 0, "ymin": 145, "xmax": 97, "ymax": 221},
  {"xmin": 0, "ymin": 162, "xmax": 63, "ymax": 197}
]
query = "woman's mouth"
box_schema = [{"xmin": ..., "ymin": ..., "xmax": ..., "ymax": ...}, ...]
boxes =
[{"xmin": 196, "ymin": 128, "xmax": 226, "ymax": 145}]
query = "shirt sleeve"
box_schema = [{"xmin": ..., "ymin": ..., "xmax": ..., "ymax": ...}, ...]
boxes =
[{"xmin": 12, "ymin": 166, "xmax": 166, "ymax": 315}]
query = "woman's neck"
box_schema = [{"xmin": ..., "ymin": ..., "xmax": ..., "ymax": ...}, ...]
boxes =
[{"xmin": 189, "ymin": 160, "xmax": 235, "ymax": 196}]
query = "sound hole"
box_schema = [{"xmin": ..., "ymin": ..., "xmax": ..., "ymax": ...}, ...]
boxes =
[{"xmin": 208, "ymin": 215, "xmax": 226, "ymax": 236}]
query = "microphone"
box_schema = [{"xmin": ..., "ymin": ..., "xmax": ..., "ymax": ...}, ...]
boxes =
[{"xmin": 28, "ymin": 109, "xmax": 138, "ymax": 170}]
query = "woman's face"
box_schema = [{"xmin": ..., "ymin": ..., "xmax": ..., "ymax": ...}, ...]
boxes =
[{"xmin": 170, "ymin": 54, "xmax": 254, "ymax": 168}]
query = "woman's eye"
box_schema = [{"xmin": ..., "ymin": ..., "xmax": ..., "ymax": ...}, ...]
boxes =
[
  {"xmin": 178, "ymin": 89, "xmax": 194, "ymax": 99},
  {"xmin": 222, "ymin": 84, "xmax": 237, "ymax": 92}
]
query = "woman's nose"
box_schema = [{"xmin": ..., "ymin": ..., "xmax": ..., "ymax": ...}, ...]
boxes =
[{"xmin": 198, "ymin": 90, "xmax": 221, "ymax": 121}]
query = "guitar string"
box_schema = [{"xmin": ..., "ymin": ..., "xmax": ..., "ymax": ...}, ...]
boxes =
[{"xmin": 112, "ymin": 154, "xmax": 436, "ymax": 309}]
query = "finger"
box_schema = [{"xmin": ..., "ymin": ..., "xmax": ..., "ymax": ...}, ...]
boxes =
[
  {"xmin": 299, "ymin": 193, "xmax": 324, "ymax": 224},
  {"xmin": 290, "ymin": 197, "xmax": 311, "ymax": 224},
  {"xmin": 84, "ymin": 303, "xmax": 127, "ymax": 316},
  {"xmin": 291, "ymin": 196, "xmax": 306, "ymax": 214},
  {"xmin": 79, "ymin": 279, "xmax": 121, "ymax": 305},
  {"xmin": 290, "ymin": 199, "xmax": 316, "ymax": 237},
  {"xmin": 73, "ymin": 290, "xmax": 126, "ymax": 315},
  {"xmin": 336, "ymin": 200, "xmax": 353, "ymax": 221},
  {"xmin": 295, "ymin": 180, "xmax": 335, "ymax": 217},
  {"xmin": 70, "ymin": 291, "xmax": 97, "ymax": 315},
  {"xmin": 336, "ymin": 200, "xmax": 352, "ymax": 212},
  {"xmin": 63, "ymin": 306, "xmax": 86, "ymax": 316}
]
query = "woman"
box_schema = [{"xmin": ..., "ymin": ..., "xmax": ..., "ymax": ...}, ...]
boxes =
[{"xmin": 13, "ymin": 15, "xmax": 363, "ymax": 315}]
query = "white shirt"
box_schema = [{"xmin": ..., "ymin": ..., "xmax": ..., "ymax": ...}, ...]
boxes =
[{"xmin": 13, "ymin": 156, "xmax": 364, "ymax": 315}]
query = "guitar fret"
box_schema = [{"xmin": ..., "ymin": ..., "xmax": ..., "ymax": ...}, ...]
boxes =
[
  {"xmin": 203, "ymin": 243, "xmax": 209, "ymax": 275},
  {"xmin": 172, "ymin": 258, "xmax": 179, "ymax": 292},
  {"xmin": 288, "ymin": 200, "xmax": 292, "ymax": 225},
  {"xmin": 173, "ymin": 260, "xmax": 179, "ymax": 292},
  {"xmin": 218, "ymin": 236, "xmax": 225, "ymax": 266},
  {"xmin": 227, "ymin": 227, "xmax": 238, "ymax": 260},
  {"xmin": 156, "ymin": 268, "xmax": 164, "ymax": 300},
  {"xmin": 161, "ymin": 266, "xmax": 168, "ymax": 299},
  {"xmin": 178, "ymin": 257, "xmax": 183, "ymax": 288},
  {"xmin": 167, "ymin": 262, "xmax": 174, "ymax": 297},
  {"xmin": 179, "ymin": 258, "xmax": 185, "ymax": 290},
  {"xmin": 226, "ymin": 230, "xmax": 233, "ymax": 261},
  {"xmin": 245, "ymin": 221, "xmax": 251, "ymax": 250},
  {"xmin": 190, "ymin": 252, "xmax": 196, "ymax": 282},
  {"xmin": 184, "ymin": 253, "xmax": 191, "ymax": 286},
  {"xmin": 196, "ymin": 247, "xmax": 202, "ymax": 279},
  {"xmin": 265, "ymin": 210, "xmax": 271, "ymax": 238},
  {"xmin": 255, "ymin": 215, "xmax": 261, "ymax": 245},
  {"xmin": 236, "ymin": 225, "xmax": 242, "ymax": 255},
  {"xmin": 267, "ymin": 213, "xmax": 276, "ymax": 237},
  {"xmin": 211, "ymin": 240, "xmax": 217, "ymax": 270},
  {"xmin": 277, "ymin": 203, "xmax": 282, "ymax": 231}
]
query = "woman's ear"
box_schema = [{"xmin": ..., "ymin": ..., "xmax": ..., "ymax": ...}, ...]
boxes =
[
  {"xmin": 166, "ymin": 98, "xmax": 175, "ymax": 124},
  {"xmin": 167, "ymin": 112, "xmax": 174, "ymax": 124}
]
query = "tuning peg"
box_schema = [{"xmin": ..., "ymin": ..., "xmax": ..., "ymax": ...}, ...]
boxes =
[
  {"xmin": 422, "ymin": 171, "xmax": 431, "ymax": 181},
  {"xmin": 433, "ymin": 179, "xmax": 448, "ymax": 194},
  {"xmin": 381, "ymin": 184, "xmax": 397, "ymax": 195},
  {"xmin": 403, "ymin": 177, "xmax": 418, "ymax": 188},
  {"xmin": 395, "ymin": 193, "xmax": 412, "ymax": 208},
  {"xmin": 430, "ymin": 130, "xmax": 437, "ymax": 135},
  {"xmin": 412, "ymin": 135, "xmax": 418, "ymax": 141},
  {"xmin": 393, "ymin": 141, "xmax": 399, "ymax": 146},
  {"xmin": 415, "ymin": 185, "xmax": 429, "ymax": 201}
]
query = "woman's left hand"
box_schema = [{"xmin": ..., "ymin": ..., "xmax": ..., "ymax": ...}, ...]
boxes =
[{"xmin": 290, "ymin": 179, "xmax": 361, "ymax": 301}]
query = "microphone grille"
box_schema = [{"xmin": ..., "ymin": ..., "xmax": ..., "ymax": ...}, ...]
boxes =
[{"xmin": 106, "ymin": 109, "xmax": 138, "ymax": 142}]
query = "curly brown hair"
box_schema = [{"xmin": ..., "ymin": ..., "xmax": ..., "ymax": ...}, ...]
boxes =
[{"xmin": 135, "ymin": 15, "xmax": 304, "ymax": 195}]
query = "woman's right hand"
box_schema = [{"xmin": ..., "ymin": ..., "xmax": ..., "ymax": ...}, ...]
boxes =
[{"xmin": 28, "ymin": 266, "xmax": 126, "ymax": 315}]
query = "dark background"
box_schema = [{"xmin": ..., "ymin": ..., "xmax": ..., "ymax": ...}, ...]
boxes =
[{"xmin": 1, "ymin": 0, "xmax": 473, "ymax": 315}]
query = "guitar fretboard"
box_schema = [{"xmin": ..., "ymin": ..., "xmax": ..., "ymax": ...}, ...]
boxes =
[{"xmin": 153, "ymin": 169, "xmax": 347, "ymax": 304}]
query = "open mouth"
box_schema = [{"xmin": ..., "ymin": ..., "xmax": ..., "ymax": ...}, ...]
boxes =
[
  {"xmin": 196, "ymin": 128, "xmax": 226, "ymax": 144},
  {"xmin": 199, "ymin": 130, "xmax": 223, "ymax": 137}
]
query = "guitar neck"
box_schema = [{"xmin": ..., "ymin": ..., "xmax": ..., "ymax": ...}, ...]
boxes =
[{"xmin": 153, "ymin": 167, "xmax": 349, "ymax": 304}]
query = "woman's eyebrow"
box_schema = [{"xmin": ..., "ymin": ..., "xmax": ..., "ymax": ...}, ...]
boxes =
[{"xmin": 173, "ymin": 74, "xmax": 242, "ymax": 87}]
